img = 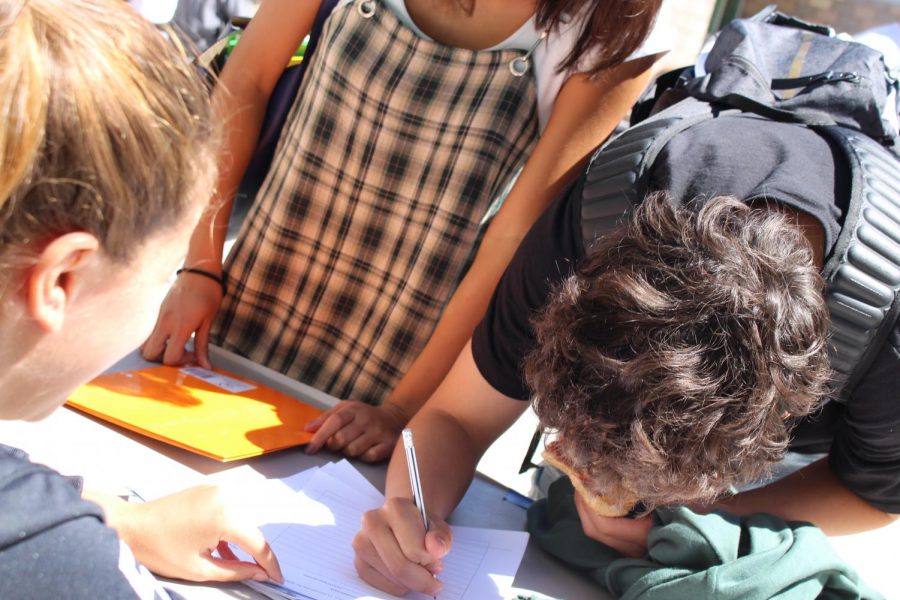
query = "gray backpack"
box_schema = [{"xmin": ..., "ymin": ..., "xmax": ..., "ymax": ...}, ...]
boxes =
[{"xmin": 581, "ymin": 8, "xmax": 900, "ymax": 400}]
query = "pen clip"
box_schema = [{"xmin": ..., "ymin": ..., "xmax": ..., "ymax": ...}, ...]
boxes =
[{"xmin": 402, "ymin": 428, "xmax": 429, "ymax": 531}]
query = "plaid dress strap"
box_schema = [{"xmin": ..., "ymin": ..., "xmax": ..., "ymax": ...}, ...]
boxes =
[{"xmin": 213, "ymin": 0, "xmax": 539, "ymax": 404}]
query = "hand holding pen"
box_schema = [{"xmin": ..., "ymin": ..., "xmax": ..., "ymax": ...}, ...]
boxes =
[{"xmin": 351, "ymin": 429, "xmax": 452, "ymax": 597}]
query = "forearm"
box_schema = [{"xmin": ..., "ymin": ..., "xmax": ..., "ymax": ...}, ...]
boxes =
[
  {"xmin": 184, "ymin": 84, "xmax": 268, "ymax": 271},
  {"xmin": 384, "ymin": 407, "xmax": 481, "ymax": 520},
  {"xmin": 185, "ymin": 0, "xmax": 319, "ymax": 270},
  {"xmin": 714, "ymin": 458, "xmax": 899, "ymax": 535},
  {"xmin": 385, "ymin": 343, "xmax": 526, "ymax": 519}
]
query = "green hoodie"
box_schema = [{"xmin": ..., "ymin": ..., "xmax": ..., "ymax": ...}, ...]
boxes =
[{"xmin": 527, "ymin": 478, "xmax": 884, "ymax": 600}]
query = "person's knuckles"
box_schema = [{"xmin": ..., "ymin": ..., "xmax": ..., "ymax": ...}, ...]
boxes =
[
  {"xmin": 345, "ymin": 438, "xmax": 373, "ymax": 458},
  {"xmin": 359, "ymin": 508, "xmax": 389, "ymax": 539},
  {"xmin": 329, "ymin": 430, "xmax": 345, "ymax": 446},
  {"xmin": 381, "ymin": 552, "xmax": 430, "ymax": 586},
  {"xmin": 361, "ymin": 447, "xmax": 381, "ymax": 463},
  {"xmin": 351, "ymin": 531, "xmax": 373, "ymax": 557},
  {"xmin": 337, "ymin": 407, "xmax": 357, "ymax": 426},
  {"xmin": 383, "ymin": 496, "xmax": 416, "ymax": 519},
  {"xmin": 355, "ymin": 555, "xmax": 409, "ymax": 596}
]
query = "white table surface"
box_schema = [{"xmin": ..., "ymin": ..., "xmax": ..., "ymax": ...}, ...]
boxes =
[
  {"xmin": 0, "ymin": 347, "xmax": 605, "ymax": 600},
  {"xmin": 3, "ymin": 346, "xmax": 898, "ymax": 599}
]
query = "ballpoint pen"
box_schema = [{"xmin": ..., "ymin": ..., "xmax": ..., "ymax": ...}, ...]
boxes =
[{"xmin": 402, "ymin": 428, "xmax": 437, "ymax": 599}]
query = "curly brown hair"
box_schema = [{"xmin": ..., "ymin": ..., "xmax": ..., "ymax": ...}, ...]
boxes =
[{"xmin": 524, "ymin": 194, "xmax": 832, "ymax": 511}]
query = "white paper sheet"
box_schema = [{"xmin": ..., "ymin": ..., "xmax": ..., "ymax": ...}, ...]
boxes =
[{"xmin": 232, "ymin": 462, "xmax": 528, "ymax": 600}]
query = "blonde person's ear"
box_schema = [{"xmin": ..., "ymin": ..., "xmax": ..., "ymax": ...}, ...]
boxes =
[{"xmin": 26, "ymin": 233, "xmax": 100, "ymax": 333}]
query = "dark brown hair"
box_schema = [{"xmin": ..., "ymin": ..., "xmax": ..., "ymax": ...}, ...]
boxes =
[
  {"xmin": 0, "ymin": 0, "xmax": 217, "ymax": 277},
  {"xmin": 524, "ymin": 194, "xmax": 832, "ymax": 510},
  {"xmin": 451, "ymin": 0, "xmax": 664, "ymax": 74}
]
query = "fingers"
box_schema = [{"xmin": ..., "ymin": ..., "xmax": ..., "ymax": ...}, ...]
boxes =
[
  {"xmin": 194, "ymin": 318, "xmax": 213, "ymax": 369},
  {"xmin": 379, "ymin": 500, "xmax": 433, "ymax": 563},
  {"xmin": 304, "ymin": 405, "xmax": 355, "ymax": 454},
  {"xmin": 305, "ymin": 401, "xmax": 352, "ymax": 432},
  {"xmin": 573, "ymin": 492, "xmax": 651, "ymax": 558},
  {"xmin": 216, "ymin": 540, "xmax": 239, "ymax": 562},
  {"xmin": 304, "ymin": 412, "xmax": 329, "ymax": 432},
  {"xmin": 325, "ymin": 418, "xmax": 367, "ymax": 452},
  {"xmin": 197, "ymin": 540, "xmax": 268, "ymax": 582},
  {"xmin": 355, "ymin": 499, "xmax": 445, "ymax": 596},
  {"xmin": 141, "ymin": 319, "xmax": 171, "ymax": 363},
  {"xmin": 424, "ymin": 523, "xmax": 452, "ymax": 561},
  {"xmin": 360, "ymin": 441, "xmax": 395, "ymax": 463},
  {"xmin": 343, "ymin": 432, "xmax": 387, "ymax": 459},
  {"xmin": 141, "ymin": 275, "xmax": 222, "ymax": 366},
  {"xmin": 161, "ymin": 325, "xmax": 193, "ymax": 365},
  {"xmin": 200, "ymin": 555, "xmax": 271, "ymax": 583},
  {"xmin": 221, "ymin": 522, "xmax": 284, "ymax": 584},
  {"xmin": 353, "ymin": 535, "xmax": 410, "ymax": 597}
]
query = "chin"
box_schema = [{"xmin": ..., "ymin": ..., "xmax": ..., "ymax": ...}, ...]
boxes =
[
  {"xmin": 11, "ymin": 384, "xmax": 71, "ymax": 422},
  {"xmin": 22, "ymin": 401, "xmax": 65, "ymax": 422}
]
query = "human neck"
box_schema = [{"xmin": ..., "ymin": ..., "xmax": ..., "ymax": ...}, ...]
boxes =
[
  {"xmin": 751, "ymin": 200, "xmax": 826, "ymax": 270},
  {"xmin": 405, "ymin": 0, "xmax": 535, "ymax": 50},
  {"xmin": 789, "ymin": 208, "xmax": 826, "ymax": 270},
  {"xmin": 0, "ymin": 311, "xmax": 61, "ymax": 421}
]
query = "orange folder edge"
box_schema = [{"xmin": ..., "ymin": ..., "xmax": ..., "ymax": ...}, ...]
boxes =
[{"xmin": 66, "ymin": 365, "xmax": 325, "ymax": 462}]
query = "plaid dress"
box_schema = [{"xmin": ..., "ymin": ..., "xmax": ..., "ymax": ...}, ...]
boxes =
[{"xmin": 213, "ymin": 0, "xmax": 539, "ymax": 404}]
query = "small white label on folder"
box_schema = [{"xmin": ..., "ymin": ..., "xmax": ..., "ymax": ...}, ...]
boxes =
[{"xmin": 180, "ymin": 367, "xmax": 257, "ymax": 394}]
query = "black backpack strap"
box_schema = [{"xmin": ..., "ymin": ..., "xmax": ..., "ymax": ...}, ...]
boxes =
[
  {"xmin": 580, "ymin": 99, "xmax": 732, "ymax": 249},
  {"xmin": 820, "ymin": 126, "xmax": 900, "ymax": 400}
]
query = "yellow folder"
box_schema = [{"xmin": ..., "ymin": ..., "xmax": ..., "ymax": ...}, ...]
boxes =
[{"xmin": 67, "ymin": 365, "xmax": 324, "ymax": 462}]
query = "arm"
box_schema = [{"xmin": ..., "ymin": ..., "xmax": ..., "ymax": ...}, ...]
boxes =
[
  {"xmin": 352, "ymin": 341, "xmax": 528, "ymax": 596},
  {"xmin": 307, "ymin": 55, "xmax": 660, "ymax": 461},
  {"xmin": 724, "ymin": 328, "xmax": 900, "ymax": 534},
  {"xmin": 142, "ymin": 0, "xmax": 321, "ymax": 367},
  {"xmin": 571, "ymin": 459, "xmax": 900, "ymax": 559},
  {"xmin": 716, "ymin": 458, "xmax": 899, "ymax": 534},
  {"xmin": 85, "ymin": 486, "xmax": 284, "ymax": 583}
]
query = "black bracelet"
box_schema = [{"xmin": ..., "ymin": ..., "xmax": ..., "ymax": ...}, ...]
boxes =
[{"xmin": 176, "ymin": 267, "xmax": 226, "ymax": 294}]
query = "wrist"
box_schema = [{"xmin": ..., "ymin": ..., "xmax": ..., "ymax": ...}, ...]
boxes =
[
  {"xmin": 84, "ymin": 491, "xmax": 140, "ymax": 541},
  {"xmin": 380, "ymin": 399, "xmax": 414, "ymax": 429},
  {"xmin": 177, "ymin": 267, "xmax": 226, "ymax": 295}
]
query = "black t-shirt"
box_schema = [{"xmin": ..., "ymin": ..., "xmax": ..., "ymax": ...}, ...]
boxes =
[
  {"xmin": 0, "ymin": 444, "xmax": 170, "ymax": 599},
  {"xmin": 471, "ymin": 116, "xmax": 900, "ymax": 513}
]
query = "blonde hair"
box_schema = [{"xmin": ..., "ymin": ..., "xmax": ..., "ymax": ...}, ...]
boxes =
[{"xmin": 0, "ymin": 0, "xmax": 216, "ymax": 274}]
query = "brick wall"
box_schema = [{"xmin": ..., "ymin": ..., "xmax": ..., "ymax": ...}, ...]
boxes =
[{"xmin": 741, "ymin": 0, "xmax": 900, "ymax": 34}]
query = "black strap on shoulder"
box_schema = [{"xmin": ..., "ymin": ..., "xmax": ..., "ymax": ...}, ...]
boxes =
[
  {"xmin": 580, "ymin": 99, "xmax": 731, "ymax": 249},
  {"xmin": 819, "ymin": 126, "xmax": 900, "ymax": 400}
]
